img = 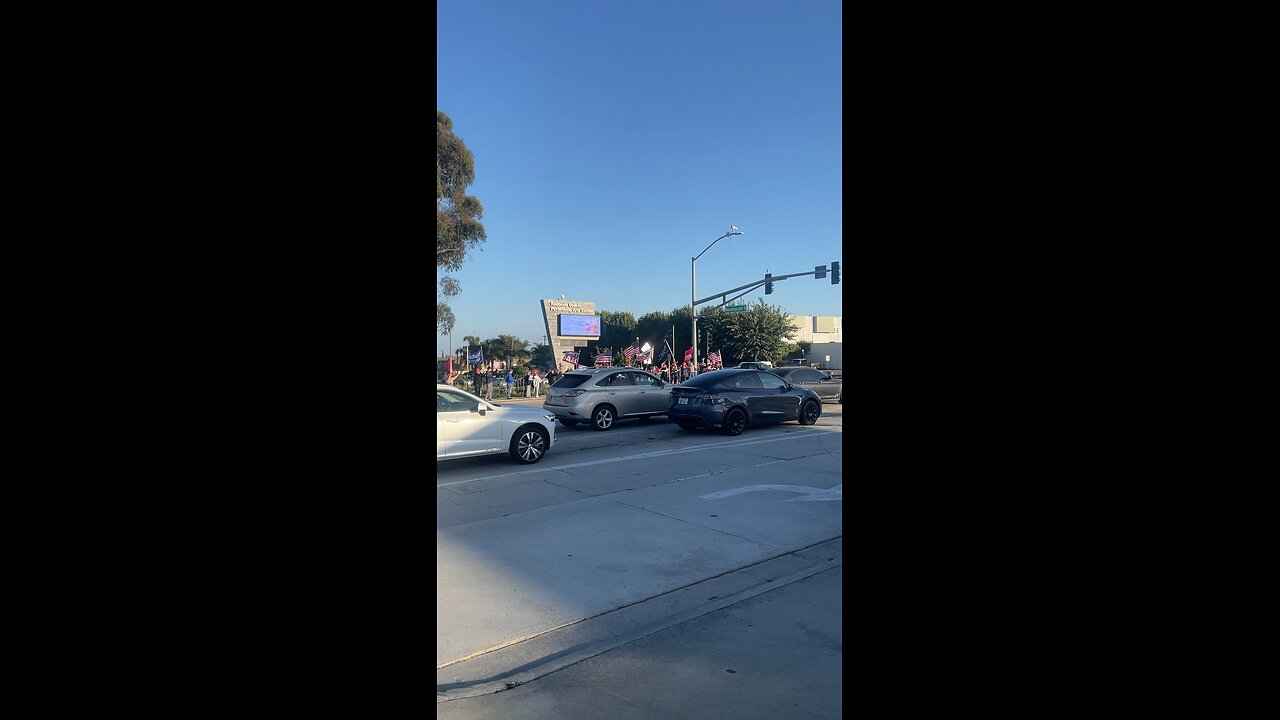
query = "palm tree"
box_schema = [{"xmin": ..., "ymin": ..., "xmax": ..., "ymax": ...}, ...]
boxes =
[
  {"xmin": 461, "ymin": 335, "xmax": 481, "ymax": 369},
  {"xmin": 530, "ymin": 343, "xmax": 551, "ymax": 369},
  {"xmin": 497, "ymin": 335, "xmax": 530, "ymax": 373},
  {"xmin": 482, "ymin": 338, "xmax": 501, "ymax": 371}
]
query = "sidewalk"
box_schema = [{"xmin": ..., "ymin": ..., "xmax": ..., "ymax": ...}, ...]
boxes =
[
  {"xmin": 490, "ymin": 395, "xmax": 546, "ymax": 405},
  {"xmin": 438, "ymin": 540, "xmax": 842, "ymax": 719}
]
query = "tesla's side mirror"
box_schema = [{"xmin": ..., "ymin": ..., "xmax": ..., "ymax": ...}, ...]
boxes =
[
  {"xmin": 823, "ymin": 373, "xmax": 832, "ymax": 380},
  {"xmin": 472, "ymin": 403, "xmax": 486, "ymax": 415}
]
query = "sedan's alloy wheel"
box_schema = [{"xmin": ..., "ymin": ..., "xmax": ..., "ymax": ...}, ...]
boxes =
[{"xmin": 510, "ymin": 427, "xmax": 547, "ymax": 464}]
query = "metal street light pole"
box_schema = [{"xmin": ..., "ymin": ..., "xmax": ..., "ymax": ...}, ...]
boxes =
[{"xmin": 692, "ymin": 226, "xmax": 742, "ymax": 375}]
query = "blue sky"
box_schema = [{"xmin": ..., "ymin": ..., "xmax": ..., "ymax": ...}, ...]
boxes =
[{"xmin": 438, "ymin": 0, "xmax": 842, "ymax": 354}]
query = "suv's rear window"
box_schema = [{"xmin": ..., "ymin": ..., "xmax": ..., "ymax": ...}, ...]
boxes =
[{"xmin": 551, "ymin": 374, "xmax": 592, "ymax": 388}]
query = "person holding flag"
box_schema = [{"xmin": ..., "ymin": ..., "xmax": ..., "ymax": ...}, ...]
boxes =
[
  {"xmin": 622, "ymin": 341, "xmax": 639, "ymax": 364},
  {"xmin": 655, "ymin": 343, "xmax": 669, "ymax": 367}
]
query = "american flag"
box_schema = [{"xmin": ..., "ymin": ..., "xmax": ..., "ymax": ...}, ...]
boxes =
[
  {"xmin": 562, "ymin": 351, "xmax": 580, "ymax": 365},
  {"xmin": 595, "ymin": 353, "xmax": 612, "ymax": 367},
  {"xmin": 467, "ymin": 347, "xmax": 483, "ymax": 365},
  {"xmin": 708, "ymin": 350, "xmax": 722, "ymax": 366},
  {"xmin": 622, "ymin": 342, "xmax": 639, "ymax": 360},
  {"xmin": 638, "ymin": 349, "xmax": 652, "ymax": 363}
]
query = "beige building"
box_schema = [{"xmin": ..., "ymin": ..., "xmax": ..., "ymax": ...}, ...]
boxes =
[
  {"xmin": 784, "ymin": 316, "xmax": 842, "ymax": 370},
  {"xmin": 785, "ymin": 315, "xmax": 842, "ymax": 344}
]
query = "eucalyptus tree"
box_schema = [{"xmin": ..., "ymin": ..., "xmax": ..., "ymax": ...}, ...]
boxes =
[{"xmin": 437, "ymin": 111, "xmax": 486, "ymax": 324}]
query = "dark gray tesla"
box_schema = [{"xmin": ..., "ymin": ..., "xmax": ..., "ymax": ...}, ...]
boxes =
[
  {"xmin": 768, "ymin": 366, "xmax": 842, "ymax": 403},
  {"xmin": 667, "ymin": 368, "xmax": 822, "ymax": 436}
]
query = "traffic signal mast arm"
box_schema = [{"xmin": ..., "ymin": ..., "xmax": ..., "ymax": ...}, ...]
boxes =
[{"xmin": 694, "ymin": 267, "xmax": 834, "ymax": 308}]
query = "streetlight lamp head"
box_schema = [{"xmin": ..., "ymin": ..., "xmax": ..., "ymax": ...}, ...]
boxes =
[{"xmin": 730, "ymin": 225, "xmax": 738, "ymax": 233}]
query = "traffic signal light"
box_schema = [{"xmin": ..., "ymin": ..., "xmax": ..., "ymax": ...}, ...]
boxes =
[
  {"xmin": 830, "ymin": 261, "xmax": 840, "ymax": 284},
  {"xmin": 765, "ymin": 272, "xmax": 773, "ymax": 294}
]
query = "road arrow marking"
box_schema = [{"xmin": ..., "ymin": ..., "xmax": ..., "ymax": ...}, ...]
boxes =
[{"xmin": 699, "ymin": 484, "xmax": 842, "ymax": 502}]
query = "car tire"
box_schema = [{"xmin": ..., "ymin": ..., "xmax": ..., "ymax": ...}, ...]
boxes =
[
  {"xmin": 721, "ymin": 407, "xmax": 747, "ymax": 436},
  {"xmin": 510, "ymin": 425, "xmax": 549, "ymax": 464},
  {"xmin": 560, "ymin": 419, "xmax": 579, "ymax": 427},
  {"xmin": 677, "ymin": 421, "xmax": 698, "ymax": 431},
  {"xmin": 799, "ymin": 399, "xmax": 820, "ymax": 425},
  {"xmin": 591, "ymin": 405, "xmax": 616, "ymax": 431}
]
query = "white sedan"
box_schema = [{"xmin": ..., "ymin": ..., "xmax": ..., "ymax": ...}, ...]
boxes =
[{"xmin": 436, "ymin": 384, "xmax": 558, "ymax": 464}]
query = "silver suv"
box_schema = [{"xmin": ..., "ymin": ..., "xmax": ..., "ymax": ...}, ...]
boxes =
[{"xmin": 543, "ymin": 367, "xmax": 673, "ymax": 430}]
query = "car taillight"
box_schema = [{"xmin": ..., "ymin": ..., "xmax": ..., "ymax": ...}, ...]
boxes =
[
  {"xmin": 566, "ymin": 390, "xmax": 586, "ymax": 397},
  {"xmin": 703, "ymin": 394, "xmax": 725, "ymax": 406}
]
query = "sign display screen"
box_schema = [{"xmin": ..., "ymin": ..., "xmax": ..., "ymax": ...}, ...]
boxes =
[{"xmin": 558, "ymin": 314, "xmax": 601, "ymax": 337}]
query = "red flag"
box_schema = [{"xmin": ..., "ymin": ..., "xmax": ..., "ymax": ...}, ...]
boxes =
[{"xmin": 683, "ymin": 347, "xmax": 693, "ymax": 362}]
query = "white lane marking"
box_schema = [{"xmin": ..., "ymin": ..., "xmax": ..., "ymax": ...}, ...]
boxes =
[
  {"xmin": 699, "ymin": 484, "xmax": 842, "ymax": 502},
  {"xmin": 436, "ymin": 431, "xmax": 838, "ymax": 488}
]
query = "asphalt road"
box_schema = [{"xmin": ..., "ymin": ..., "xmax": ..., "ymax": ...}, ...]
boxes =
[{"xmin": 437, "ymin": 402, "xmax": 842, "ymax": 718}]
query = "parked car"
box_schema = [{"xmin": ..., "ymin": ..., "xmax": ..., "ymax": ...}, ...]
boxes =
[
  {"xmin": 437, "ymin": 384, "xmax": 558, "ymax": 464},
  {"xmin": 736, "ymin": 361, "xmax": 774, "ymax": 370},
  {"xmin": 767, "ymin": 366, "xmax": 842, "ymax": 403},
  {"xmin": 543, "ymin": 367, "xmax": 673, "ymax": 430},
  {"xmin": 667, "ymin": 368, "xmax": 822, "ymax": 436}
]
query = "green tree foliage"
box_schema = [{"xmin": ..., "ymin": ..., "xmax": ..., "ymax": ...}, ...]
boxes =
[
  {"xmin": 699, "ymin": 300, "xmax": 794, "ymax": 365},
  {"xmin": 668, "ymin": 306, "xmax": 694, "ymax": 354},
  {"xmin": 529, "ymin": 343, "xmax": 552, "ymax": 369},
  {"xmin": 437, "ymin": 301, "xmax": 456, "ymax": 337},
  {"xmin": 591, "ymin": 303, "xmax": 800, "ymax": 366},
  {"xmin": 495, "ymin": 334, "xmax": 530, "ymax": 371},
  {"xmin": 482, "ymin": 338, "xmax": 501, "ymax": 370},
  {"xmin": 635, "ymin": 311, "xmax": 672, "ymax": 351},
  {"xmin": 599, "ymin": 311, "xmax": 637, "ymax": 354},
  {"xmin": 437, "ymin": 111, "xmax": 486, "ymax": 329}
]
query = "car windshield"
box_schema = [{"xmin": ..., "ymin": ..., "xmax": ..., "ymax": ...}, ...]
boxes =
[{"xmin": 551, "ymin": 374, "xmax": 593, "ymax": 388}]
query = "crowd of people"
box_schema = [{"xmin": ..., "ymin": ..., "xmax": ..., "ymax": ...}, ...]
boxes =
[
  {"xmin": 647, "ymin": 358, "xmax": 722, "ymax": 383},
  {"xmin": 448, "ymin": 366, "xmax": 562, "ymax": 399},
  {"xmin": 449, "ymin": 356, "xmax": 725, "ymax": 398}
]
